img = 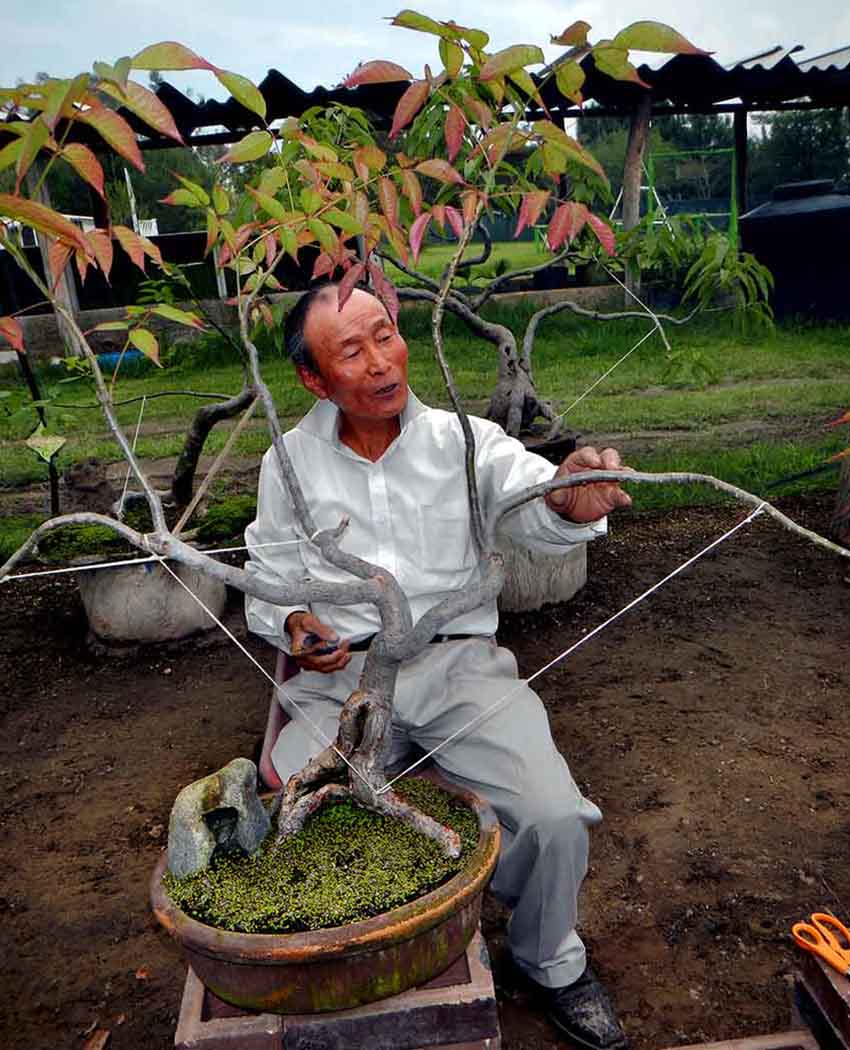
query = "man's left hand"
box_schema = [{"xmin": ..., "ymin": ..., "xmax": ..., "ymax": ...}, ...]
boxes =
[{"xmin": 545, "ymin": 446, "xmax": 633, "ymax": 524}]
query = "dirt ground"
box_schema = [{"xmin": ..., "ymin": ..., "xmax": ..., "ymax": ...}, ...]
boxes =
[{"xmin": 2, "ymin": 492, "xmax": 849, "ymax": 1050}]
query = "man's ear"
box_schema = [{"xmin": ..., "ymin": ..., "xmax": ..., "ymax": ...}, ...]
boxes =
[{"xmin": 296, "ymin": 365, "xmax": 328, "ymax": 400}]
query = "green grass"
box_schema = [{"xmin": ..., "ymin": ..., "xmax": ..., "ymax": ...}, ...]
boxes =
[
  {"xmin": 388, "ymin": 239, "xmax": 550, "ymax": 286},
  {"xmin": 2, "ymin": 304, "xmax": 848, "ymax": 518}
]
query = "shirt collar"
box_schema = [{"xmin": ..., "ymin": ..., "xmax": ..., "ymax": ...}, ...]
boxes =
[{"xmin": 297, "ymin": 388, "xmax": 428, "ymax": 448}]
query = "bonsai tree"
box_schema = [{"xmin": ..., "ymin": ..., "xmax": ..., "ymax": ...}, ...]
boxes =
[{"xmin": 1, "ymin": 15, "xmax": 848, "ymax": 859}]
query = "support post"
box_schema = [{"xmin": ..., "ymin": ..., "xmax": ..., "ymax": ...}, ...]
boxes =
[
  {"xmin": 734, "ymin": 108, "xmax": 749, "ymax": 220},
  {"xmin": 25, "ymin": 160, "xmax": 81, "ymax": 357},
  {"xmin": 621, "ymin": 93, "xmax": 652, "ymax": 295}
]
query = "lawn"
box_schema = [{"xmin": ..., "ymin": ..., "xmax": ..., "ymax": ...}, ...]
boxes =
[{"xmin": 1, "ymin": 301, "xmax": 848, "ymax": 535}]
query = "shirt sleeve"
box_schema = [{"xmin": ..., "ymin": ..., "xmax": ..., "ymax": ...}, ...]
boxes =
[
  {"xmin": 243, "ymin": 447, "xmax": 309, "ymax": 653},
  {"xmin": 471, "ymin": 417, "xmax": 607, "ymax": 554}
]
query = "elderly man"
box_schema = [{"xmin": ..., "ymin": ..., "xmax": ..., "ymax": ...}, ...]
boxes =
[{"xmin": 244, "ymin": 284, "xmax": 632, "ymax": 1050}]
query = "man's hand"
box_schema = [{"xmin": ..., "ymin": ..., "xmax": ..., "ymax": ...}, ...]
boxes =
[
  {"xmin": 544, "ymin": 446, "xmax": 633, "ymax": 524},
  {"xmin": 285, "ymin": 611, "xmax": 351, "ymax": 674}
]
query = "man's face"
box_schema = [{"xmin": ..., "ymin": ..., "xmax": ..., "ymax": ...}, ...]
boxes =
[{"xmin": 299, "ymin": 288, "xmax": 409, "ymax": 424}]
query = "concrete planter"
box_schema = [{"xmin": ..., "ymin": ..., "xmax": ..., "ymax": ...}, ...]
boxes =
[
  {"xmin": 497, "ymin": 538, "xmax": 587, "ymax": 613},
  {"xmin": 77, "ymin": 559, "xmax": 226, "ymax": 643},
  {"xmin": 150, "ymin": 781, "xmax": 500, "ymax": 1014}
]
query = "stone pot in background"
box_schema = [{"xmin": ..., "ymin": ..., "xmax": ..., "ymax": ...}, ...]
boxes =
[{"xmin": 77, "ymin": 559, "xmax": 226, "ymax": 644}]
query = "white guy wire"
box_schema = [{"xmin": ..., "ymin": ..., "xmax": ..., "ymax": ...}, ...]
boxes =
[
  {"xmin": 155, "ymin": 557, "xmax": 375, "ymax": 793},
  {"xmin": 1, "ymin": 538, "xmax": 306, "ymax": 583},
  {"xmin": 117, "ymin": 396, "xmax": 147, "ymax": 519},
  {"xmin": 378, "ymin": 502, "xmax": 768, "ymax": 793}
]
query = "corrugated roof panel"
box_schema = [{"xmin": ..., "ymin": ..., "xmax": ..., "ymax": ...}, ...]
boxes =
[
  {"xmin": 728, "ymin": 45, "xmax": 803, "ymax": 70},
  {"xmin": 797, "ymin": 45, "xmax": 850, "ymax": 71}
]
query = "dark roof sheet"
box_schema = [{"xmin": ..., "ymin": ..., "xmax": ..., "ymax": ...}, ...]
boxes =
[{"xmin": 1, "ymin": 43, "xmax": 848, "ymax": 152}]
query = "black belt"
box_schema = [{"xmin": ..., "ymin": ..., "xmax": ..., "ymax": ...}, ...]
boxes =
[{"xmin": 348, "ymin": 633, "xmax": 479, "ymax": 653}]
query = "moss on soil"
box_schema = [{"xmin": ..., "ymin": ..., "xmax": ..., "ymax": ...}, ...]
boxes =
[
  {"xmin": 195, "ymin": 494, "xmax": 257, "ymax": 543},
  {"xmin": 163, "ymin": 778, "xmax": 480, "ymax": 934}
]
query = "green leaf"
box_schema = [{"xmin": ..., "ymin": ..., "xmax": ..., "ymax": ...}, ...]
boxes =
[
  {"xmin": 555, "ymin": 62, "xmax": 585, "ymax": 104},
  {"xmin": 213, "ymin": 185, "xmax": 230, "ymax": 214},
  {"xmin": 389, "ymin": 10, "xmax": 456, "ymax": 37},
  {"xmin": 613, "ymin": 21, "xmax": 704, "ymax": 54},
  {"xmin": 0, "ymin": 139, "xmax": 23, "ymax": 173},
  {"xmin": 439, "ymin": 37, "xmax": 464, "ymax": 77},
  {"xmin": 174, "ymin": 174, "xmax": 210, "ymax": 205},
  {"xmin": 218, "ymin": 130, "xmax": 273, "ymax": 165},
  {"xmin": 15, "ymin": 117, "xmax": 50, "ymax": 190},
  {"xmin": 300, "ymin": 187, "xmax": 323, "ymax": 215},
  {"xmin": 279, "ymin": 227, "xmax": 298, "ymax": 259},
  {"xmin": 160, "ymin": 188, "xmax": 203, "ymax": 208},
  {"xmin": 322, "ymin": 208, "xmax": 364, "ymax": 235},
  {"xmin": 248, "ymin": 187, "xmax": 289, "ymax": 221},
  {"xmin": 150, "ymin": 304, "xmax": 205, "ymax": 329},
  {"xmin": 131, "ymin": 42, "xmax": 215, "ymax": 71},
  {"xmin": 444, "ymin": 21, "xmax": 488, "ymax": 49},
  {"xmin": 216, "ymin": 71, "xmax": 267, "ymax": 119},
  {"xmin": 26, "ymin": 424, "xmax": 65, "ymax": 464},
  {"xmin": 258, "ymin": 167, "xmax": 289, "ymax": 196},
  {"xmin": 307, "ymin": 218, "xmax": 338, "ymax": 253},
  {"xmin": 592, "ymin": 46, "xmax": 650, "ymax": 88},
  {"xmin": 479, "ymin": 45, "xmax": 544, "ymax": 81},
  {"xmin": 89, "ymin": 320, "xmax": 129, "ymax": 333},
  {"xmin": 128, "ymin": 327, "xmax": 160, "ymax": 364}
]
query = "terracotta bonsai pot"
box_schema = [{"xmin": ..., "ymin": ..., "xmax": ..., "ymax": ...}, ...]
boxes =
[{"xmin": 150, "ymin": 780, "xmax": 500, "ymax": 1014}]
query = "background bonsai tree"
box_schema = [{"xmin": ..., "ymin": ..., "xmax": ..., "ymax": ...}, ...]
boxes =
[{"xmin": 1, "ymin": 15, "xmax": 847, "ymax": 861}]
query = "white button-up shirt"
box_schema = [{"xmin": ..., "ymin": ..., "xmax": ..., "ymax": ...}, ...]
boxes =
[{"xmin": 244, "ymin": 391, "xmax": 606, "ymax": 652}]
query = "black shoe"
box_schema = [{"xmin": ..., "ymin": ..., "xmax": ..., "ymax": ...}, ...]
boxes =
[{"xmin": 532, "ymin": 966, "xmax": 629, "ymax": 1050}]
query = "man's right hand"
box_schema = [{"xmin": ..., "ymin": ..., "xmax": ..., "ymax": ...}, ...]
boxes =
[{"xmin": 285, "ymin": 611, "xmax": 351, "ymax": 674}]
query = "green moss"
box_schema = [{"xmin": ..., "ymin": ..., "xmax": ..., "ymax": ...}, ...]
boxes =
[
  {"xmin": 195, "ymin": 495, "xmax": 258, "ymax": 543},
  {"xmin": 163, "ymin": 778, "xmax": 480, "ymax": 934}
]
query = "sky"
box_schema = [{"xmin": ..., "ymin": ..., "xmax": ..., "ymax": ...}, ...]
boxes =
[{"xmin": 3, "ymin": 0, "xmax": 849, "ymax": 101}]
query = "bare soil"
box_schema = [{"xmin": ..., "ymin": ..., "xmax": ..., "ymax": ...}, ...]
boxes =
[{"xmin": 1, "ymin": 493, "xmax": 848, "ymax": 1050}]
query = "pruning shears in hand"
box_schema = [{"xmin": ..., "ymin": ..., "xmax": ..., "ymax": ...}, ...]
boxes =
[{"xmin": 792, "ymin": 912, "xmax": 850, "ymax": 978}]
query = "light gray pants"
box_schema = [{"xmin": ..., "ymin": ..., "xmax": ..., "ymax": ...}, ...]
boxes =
[{"xmin": 271, "ymin": 637, "xmax": 602, "ymax": 989}]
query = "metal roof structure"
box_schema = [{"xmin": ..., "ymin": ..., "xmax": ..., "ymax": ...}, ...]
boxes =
[{"xmin": 1, "ymin": 43, "xmax": 847, "ymax": 154}]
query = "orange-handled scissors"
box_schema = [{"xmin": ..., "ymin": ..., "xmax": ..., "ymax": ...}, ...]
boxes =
[{"xmin": 792, "ymin": 912, "xmax": 850, "ymax": 978}]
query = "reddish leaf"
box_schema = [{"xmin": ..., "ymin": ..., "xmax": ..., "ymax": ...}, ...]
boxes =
[
  {"xmin": 113, "ymin": 225, "xmax": 161, "ymax": 273},
  {"xmin": 828, "ymin": 409, "xmax": 850, "ymax": 428},
  {"xmin": 550, "ymin": 21, "xmax": 591, "ymax": 46},
  {"xmin": 431, "ymin": 204, "xmax": 446, "ymax": 231},
  {"xmin": 343, "ymin": 60, "xmax": 413, "ymax": 88},
  {"xmin": 415, "ymin": 159, "xmax": 464, "ymax": 185},
  {"xmin": 74, "ymin": 248, "xmax": 91, "ymax": 283},
  {"xmin": 587, "ymin": 213, "xmax": 616, "ymax": 256},
  {"xmin": 353, "ymin": 144, "xmax": 386, "ymax": 182},
  {"xmin": 98, "ymin": 80, "xmax": 184, "ymax": 143},
  {"xmin": 445, "ymin": 206, "xmax": 464, "ymax": 239},
  {"xmin": 312, "ymin": 252, "xmax": 335, "ymax": 280},
  {"xmin": 464, "ymin": 98, "xmax": 493, "ymax": 131},
  {"xmin": 131, "ymin": 42, "xmax": 216, "ymax": 71},
  {"xmin": 377, "ymin": 176, "xmax": 399, "ymax": 229},
  {"xmin": 0, "ymin": 193, "xmax": 88, "ymax": 251},
  {"xmin": 0, "ymin": 315, "xmax": 24, "ymax": 352},
  {"xmin": 86, "ymin": 229, "xmax": 114, "ymax": 280},
  {"xmin": 547, "ymin": 202, "xmax": 589, "ymax": 250},
  {"xmin": 514, "ymin": 190, "xmax": 550, "ymax": 238},
  {"xmin": 337, "ymin": 260, "xmax": 366, "ymax": 311},
  {"xmin": 60, "ymin": 144, "xmax": 105, "ymax": 198},
  {"xmin": 461, "ymin": 190, "xmax": 479, "ymax": 227},
  {"xmin": 264, "ymin": 233, "xmax": 276, "ymax": 268},
  {"xmin": 828, "ymin": 446, "xmax": 850, "ymax": 463},
  {"xmin": 78, "ymin": 102, "xmax": 145, "ymax": 172},
  {"xmin": 479, "ymin": 44, "xmax": 544, "ymax": 81},
  {"xmin": 81, "ymin": 1029, "xmax": 111, "ymax": 1050},
  {"xmin": 400, "ymin": 170, "xmax": 423, "ymax": 217},
  {"xmin": 367, "ymin": 260, "xmax": 399, "ymax": 325},
  {"xmin": 445, "ymin": 105, "xmax": 465, "ymax": 163},
  {"xmin": 409, "ymin": 212, "xmax": 432, "ymax": 263},
  {"xmin": 47, "ymin": 242, "xmax": 73, "ymax": 289},
  {"xmin": 389, "ymin": 79, "xmax": 430, "ymax": 140}
]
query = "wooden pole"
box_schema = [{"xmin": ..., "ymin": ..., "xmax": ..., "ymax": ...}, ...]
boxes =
[
  {"xmin": 25, "ymin": 160, "xmax": 81, "ymax": 357},
  {"xmin": 621, "ymin": 93, "xmax": 653, "ymax": 295},
  {"xmin": 734, "ymin": 108, "xmax": 749, "ymax": 220}
]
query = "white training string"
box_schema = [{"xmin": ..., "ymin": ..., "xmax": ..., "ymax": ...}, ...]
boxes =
[
  {"xmin": 552, "ymin": 325, "xmax": 658, "ymax": 422},
  {"xmin": 378, "ymin": 502, "xmax": 768, "ymax": 794},
  {"xmin": 155, "ymin": 557, "xmax": 374, "ymax": 793},
  {"xmin": 117, "ymin": 396, "xmax": 147, "ymax": 520},
  {"xmin": 2, "ymin": 537, "xmax": 306, "ymax": 583}
]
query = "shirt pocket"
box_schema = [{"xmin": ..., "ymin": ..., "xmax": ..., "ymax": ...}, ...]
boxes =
[{"xmin": 418, "ymin": 499, "xmax": 476, "ymax": 574}]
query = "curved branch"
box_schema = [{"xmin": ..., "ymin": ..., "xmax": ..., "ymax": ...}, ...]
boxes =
[
  {"xmin": 377, "ymin": 250, "xmax": 472, "ymax": 310},
  {"xmin": 0, "ymin": 512, "xmax": 152, "ymax": 581},
  {"xmin": 453, "ymin": 224, "xmax": 492, "ymax": 274},
  {"xmin": 49, "ymin": 391, "xmax": 235, "ymax": 410},
  {"xmin": 472, "ymin": 248, "xmax": 574, "ymax": 312},
  {"xmin": 171, "ymin": 384, "xmax": 256, "ymax": 506},
  {"xmin": 490, "ymin": 469, "xmax": 850, "ymax": 561},
  {"xmin": 397, "ymin": 286, "xmax": 514, "ymax": 349}
]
